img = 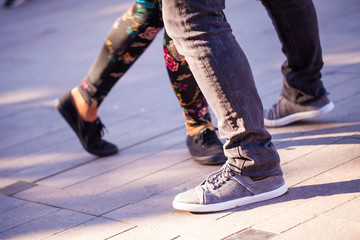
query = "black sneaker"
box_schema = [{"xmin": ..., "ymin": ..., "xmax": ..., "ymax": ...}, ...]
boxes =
[
  {"xmin": 186, "ymin": 126, "xmax": 226, "ymax": 165},
  {"xmin": 55, "ymin": 92, "xmax": 118, "ymax": 157},
  {"xmin": 264, "ymin": 95, "xmax": 334, "ymax": 127}
]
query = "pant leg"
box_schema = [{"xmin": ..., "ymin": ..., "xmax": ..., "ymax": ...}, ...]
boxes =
[
  {"xmin": 261, "ymin": 0, "xmax": 327, "ymax": 104},
  {"xmin": 162, "ymin": 0, "xmax": 282, "ymax": 177},
  {"xmin": 163, "ymin": 31, "xmax": 211, "ymax": 128},
  {"xmin": 79, "ymin": 0, "xmax": 163, "ymax": 106}
]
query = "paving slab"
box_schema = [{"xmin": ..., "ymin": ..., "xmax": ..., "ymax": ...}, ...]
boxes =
[
  {"xmin": 272, "ymin": 215, "xmax": 360, "ymax": 240},
  {"xmin": 0, "ymin": 201, "xmax": 59, "ymax": 233},
  {"xmin": 0, "ymin": 195, "xmax": 27, "ymax": 214},
  {"xmin": 323, "ymin": 196, "xmax": 360, "ymax": 223},
  {"xmin": 38, "ymin": 129, "xmax": 188, "ymax": 189},
  {"xmin": 13, "ymin": 185, "xmax": 121, "ymax": 216},
  {"xmin": 48, "ymin": 217, "xmax": 135, "ymax": 240},
  {"xmin": 0, "ymin": 209, "xmax": 95, "ymax": 240},
  {"xmin": 106, "ymin": 225, "xmax": 182, "ymax": 240}
]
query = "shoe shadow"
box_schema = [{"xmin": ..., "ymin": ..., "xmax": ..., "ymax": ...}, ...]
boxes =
[
  {"xmin": 232, "ymin": 178, "xmax": 360, "ymax": 213},
  {"xmin": 270, "ymin": 121, "xmax": 360, "ymax": 149}
]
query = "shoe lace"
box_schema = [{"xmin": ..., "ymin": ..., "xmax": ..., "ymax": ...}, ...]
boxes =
[
  {"xmin": 206, "ymin": 163, "xmax": 238, "ymax": 190},
  {"xmin": 195, "ymin": 126, "xmax": 218, "ymax": 146},
  {"xmin": 95, "ymin": 118, "xmax": 107, "ymax": 137}
]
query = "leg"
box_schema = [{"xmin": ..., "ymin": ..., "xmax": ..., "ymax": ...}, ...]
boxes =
[
  {"xmin": 79, "ymin": 0, "xmax": 163, "ymax": 109},
  {"xmin": 262, "ymin": 0, "xmax": 334, "ymax": 126},
  {"xmin": 56, "ymin": 0, "xmax": 163, "ymax": 156},
  {"xmin": 163, "ymin": 31, "xmax": 211, "ymax": 131},
  {"xmin": 162, "ymin": 0, "xmax": 286, "ymax": 212},
  {"xmin": 163, "ymin": 30, "xmax": 226, "ymax": 165}
]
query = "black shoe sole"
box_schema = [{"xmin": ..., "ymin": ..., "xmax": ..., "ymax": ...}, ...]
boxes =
[{"xmin": 192, "ymin": 153, "xmax": 226, "ymax": 165}]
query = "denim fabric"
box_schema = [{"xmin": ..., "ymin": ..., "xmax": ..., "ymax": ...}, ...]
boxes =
[
  {"xmin": 261, "ymin": 0, "xmax": 327, "ymax": 104},
  {"xmin": 162, "ymin": 0, "xmax": 282, "ymax": 177},
  {"xmin": 162, "ymin": 0, "xmax": 326, "ymax": 176}
]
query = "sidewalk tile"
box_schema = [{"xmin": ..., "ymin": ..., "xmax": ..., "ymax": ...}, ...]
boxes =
[
  {"xmin": 0, "ymin": 209, "xmax": 94, "ymax": 240},
  {"xmin": 48, "ymin": 217, "xmax": 134, "ymax": 240},
  {"xmin": 0, "ymin": 195, "xmax": 27, "ymax": 214},
  {"xmin": 0, "ymin": 201, "xmax": 59, "ymax": 233}
]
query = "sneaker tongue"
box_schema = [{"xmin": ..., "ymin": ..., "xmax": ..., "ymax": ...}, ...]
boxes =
[
  {"xmin": 83, "ymin": 118, "xmax": 105, "ymax": 143},
  {"xmin": 206, "ymin": 164, "xmax": 232, "ymax": 185}
]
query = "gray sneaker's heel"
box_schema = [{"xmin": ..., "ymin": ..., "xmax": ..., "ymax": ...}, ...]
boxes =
[{"xmin": 264, "ymin": 95, "xmax": 334, "ymax": 127}]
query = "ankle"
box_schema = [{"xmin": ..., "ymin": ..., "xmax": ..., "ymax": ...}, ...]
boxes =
[
  {"xmin": 187, "ymin": 123, "xmax": 213, "ymax": 137},
  {"xmin": 71, "ymin": 88, "xmax": 98, "ymax": 122}
]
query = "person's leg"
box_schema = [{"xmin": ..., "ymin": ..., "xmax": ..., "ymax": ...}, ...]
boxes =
[
  {"xmin": 262, "ymin": 0, "xmax": 334, "ymax": 127},
  {"xmin": 162, "ymin": 0, "xmax": 286, "ymax": 212},
  {"xmin": 163, "ymin": 31, "xmax": 226, "ymax": 165},
  {"xmin": 56, "ymin": 0, "xmax": 163, "ymax": 156},
  {"xmin": 164, "ymin": 31, "xmax": 211, "ymax": 132},
  {"xmin": 77, "ymin": 0, "xmax": 163, "ymax": 112}
]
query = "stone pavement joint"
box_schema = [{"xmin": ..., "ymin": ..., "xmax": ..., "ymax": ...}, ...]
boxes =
[
  {"xmin": 0, "ymin": 181, "xmax": 37, "ymax": 196},
  {"xmin": 222, "ymin": 228, "xmax": 278, "ymax": 240}
]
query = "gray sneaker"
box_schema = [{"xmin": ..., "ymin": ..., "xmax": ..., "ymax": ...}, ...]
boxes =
[
  {"xmin": 172, "ymin": 163, "xmax": 287, "ymax": 212},
  {"xmin": 264, "ymin": 95, "xmax": 334, "ymax": 127}
]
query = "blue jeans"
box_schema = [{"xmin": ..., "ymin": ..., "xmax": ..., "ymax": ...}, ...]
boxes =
[
  {"xmin": 162, "ymin": 0, "xmax": 325, "ymax": 176},
  {"xmin": 162, "ymin": 0, "xmax": 282, "ymax": 177}
]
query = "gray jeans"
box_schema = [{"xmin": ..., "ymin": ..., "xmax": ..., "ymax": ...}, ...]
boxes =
[
  {"xmin": 260, "ymin": 0, "xmax": 326, "ymax": 104},
  {"xmin": 162, "ymin": 0, "xmax": 282, "ymax": 177}
]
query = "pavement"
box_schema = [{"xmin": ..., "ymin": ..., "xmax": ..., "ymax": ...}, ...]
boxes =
[{"xmin": 0, "ymin": 0, "xmax": 359, "ymax": 239}]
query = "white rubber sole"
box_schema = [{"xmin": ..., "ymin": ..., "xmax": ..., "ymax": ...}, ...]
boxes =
[
  {"xmin": 172, "ymin": 183, "xmax": 288, "ymax": 213},
  {"xmin": 264, "ymin": 101, "xmax": 334, "ymax": 127}
]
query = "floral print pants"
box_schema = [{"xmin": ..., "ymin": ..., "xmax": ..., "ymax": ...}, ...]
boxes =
[{"xmin": 78, "ymin": 0, "xmax": 211, "ymax": 128}]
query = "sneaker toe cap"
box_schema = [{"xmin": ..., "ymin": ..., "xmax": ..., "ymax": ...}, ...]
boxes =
[
  {"xmin": 174, "ymin": 186, "xmax": 204, "ymax": 204},
  {"xmin": 87, "ymin": 141, "xmax": 118, "ymax": 157}
]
